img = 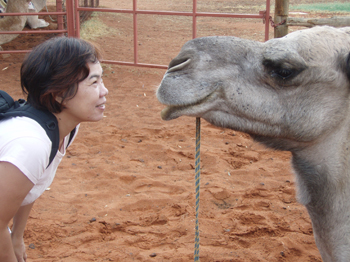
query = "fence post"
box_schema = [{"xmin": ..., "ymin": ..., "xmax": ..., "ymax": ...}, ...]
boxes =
[
  {"xmin": 274, "ymin": 0, "xmax": 289, "ymax": 38},
  {"xmin": 66, "ymin": 0, "xmax": 76, "ymax": 37},
  {"xmin": 56, "ymin": 0, "xmax": 64, "ymax": 34}
]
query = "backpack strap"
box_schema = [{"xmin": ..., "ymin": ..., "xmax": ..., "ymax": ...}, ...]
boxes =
[
  {"xmin": 0, "ymin": 90, "xmax": 16, "ymax": 111},
  {"xmin": 67, "ymin": 127, "xmax": 76, "ymax": 148}
]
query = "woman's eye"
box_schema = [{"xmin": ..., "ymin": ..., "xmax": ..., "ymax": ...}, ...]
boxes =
[{"xmin": 271, "ymin": 68, "xmax": 293, "ymax": 79}]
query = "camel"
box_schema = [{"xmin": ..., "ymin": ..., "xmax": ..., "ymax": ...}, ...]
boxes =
[
  {"xmin": 156, "ymin": 26, "xmax": 350, "ymax": 261},
  {"xmin": 0, "ymin": 0, "xmax": 48, "ymax": 46}
]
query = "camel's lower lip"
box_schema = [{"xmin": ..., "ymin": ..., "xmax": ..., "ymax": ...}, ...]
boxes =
[
  {"xmin": 160, "ymin": 92, "xmax": 216, "ymax": 120},
  {"xmin": 160, "ymin": 106, "xmax": 182, "ymax": 120}
]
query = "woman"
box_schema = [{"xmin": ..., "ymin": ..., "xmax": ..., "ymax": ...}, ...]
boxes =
[{"xmin": 0, "ymin": 37, "xmax": 108, "ymax": 262}]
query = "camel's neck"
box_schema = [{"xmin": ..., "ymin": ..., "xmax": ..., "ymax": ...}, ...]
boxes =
[
  {"xmin": 291, "ymin": 123, "xmax": 350, "ymax": 261},
  {"xmin": 292, "ymin": 134, "xmax": 350, "ymax": 206}
]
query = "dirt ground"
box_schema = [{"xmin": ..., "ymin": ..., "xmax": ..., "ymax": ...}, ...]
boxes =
[{"xmin": 1, "ymin": 0, "xmax": 349, "ymax": 261}]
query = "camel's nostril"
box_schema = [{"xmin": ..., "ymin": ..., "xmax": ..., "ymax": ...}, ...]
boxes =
[{"xmin": 167, "ymin": 59, "xmax": 191, "ymax": 73}]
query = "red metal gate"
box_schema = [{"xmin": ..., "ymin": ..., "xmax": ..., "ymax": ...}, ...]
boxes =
[
  {"xmin": 0, "ymin": 0, "xmax": 270, "ymax": 69},
  {"xmin": 75, "ymin": 0, "xmax": 271, "ymax": 69}
]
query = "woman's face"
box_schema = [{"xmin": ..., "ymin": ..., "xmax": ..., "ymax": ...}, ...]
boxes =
[{"xmin": 63, "ymin": 62, "xmax": 108, "ymax": 124}]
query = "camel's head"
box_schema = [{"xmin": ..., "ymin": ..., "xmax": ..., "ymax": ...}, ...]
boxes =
[{"xmin": 157, "ymin": 26, "xmax": 350, "ymax": 149}]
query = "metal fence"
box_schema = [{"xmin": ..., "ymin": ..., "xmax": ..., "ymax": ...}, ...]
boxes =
[
  {"xmin": 75, "ymin": 0, "xmax": 271, "ymax": 69},
  {"xmin": 0, "ymin": 0, "xmax": 73, "ymax": 54},
  {"xmin": 0, "ymin": 0, "xmax": 271, "ymax": 69},
  {"xmin": 78, "ymin": 0, "xmax": 99, "ymax": 25}
]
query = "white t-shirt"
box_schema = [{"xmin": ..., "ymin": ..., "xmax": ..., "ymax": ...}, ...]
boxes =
[{"xmin": 0, "ymin": 116, "xmax": 79, "ymax": 206}]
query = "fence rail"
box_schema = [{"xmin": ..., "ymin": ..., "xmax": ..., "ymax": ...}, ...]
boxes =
[
  {"xmin": 74, "ymin": 0, "xmax": 271, "ymax": 68},
  {"xmin": 1, "ymin": 0, "xmax": 271, "ymax": 69},
  {"xmin": 0, "ymin": 0, "xmax": 73, "ymax": 53},
  {"xmin": 286, "ymin": 16, "xmax": 350, "ymax": 28}
]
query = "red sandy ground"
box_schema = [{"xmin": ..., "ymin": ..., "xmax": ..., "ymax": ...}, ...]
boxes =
[{"xmin": 2, "ymin": 0, "xmax": 346, "ymax": 261}]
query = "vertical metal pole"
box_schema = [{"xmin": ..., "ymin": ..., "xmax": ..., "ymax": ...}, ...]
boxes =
[
  {"xmin": 56, "ymin": 0, "xmax": 64, "ymax": 34},
  {"xmin": 75, "ymin": 0, "xmax": 81, "ymax": 38},
  {"xmin": 264, "ymin": 0, "xmax": 270, "ymax": 41},
  {"xmin": 192, "ymin": 0, "xmax": 197, "ymax": 39},
  {"xmin": 66, "ymin": 0, "xmax": 75, "ymax": 37},
  {"xmin": 133, "ymin": 0, "xmax": 138, "ymax": 64}
]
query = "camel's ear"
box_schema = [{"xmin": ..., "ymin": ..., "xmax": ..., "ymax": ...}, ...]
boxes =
[{"xmin": 346, "ymin": 52, "xmax": 350, "ymax": 81}]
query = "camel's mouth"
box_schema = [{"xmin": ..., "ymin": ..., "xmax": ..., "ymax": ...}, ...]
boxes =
[
  {"xmin": 160, "ymin": 106, "xmax": 185, "ymax": 120},
  {"xmin": 160, "ymin": 92, "xmax": 217, "ymax": 120}
]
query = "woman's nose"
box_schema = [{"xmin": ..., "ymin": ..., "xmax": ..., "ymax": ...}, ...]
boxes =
[{"xmin": 100, "ymin": 83, "xmax": 108, "ymax": 97}]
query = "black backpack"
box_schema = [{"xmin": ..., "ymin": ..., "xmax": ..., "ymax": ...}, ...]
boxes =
[{"xmin": 0, "ymin": 90, "xmax": 75, "ymax": 168}]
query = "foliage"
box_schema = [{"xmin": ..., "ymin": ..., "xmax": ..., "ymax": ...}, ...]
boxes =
[{"xmin": 290, "ymin": 2, "xmax": 350, "ymax": 13}]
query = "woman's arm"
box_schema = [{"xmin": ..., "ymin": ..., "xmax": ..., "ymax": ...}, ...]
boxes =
[
  {"xmin": 12, "ymin": 202, "xmax": 35, "ymax": 262},
  {"xmin": 0, "ymin": 161, "xmax": 34, "ymax": 262}
]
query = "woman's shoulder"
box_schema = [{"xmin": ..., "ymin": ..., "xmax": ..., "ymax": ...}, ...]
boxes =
[
  {"xmin": 0, "ymin": 116, "xmax": 49, "ymax": 140},
  {"xmin": 0, "ymin": 116, "xmax": 51, "ymax": 154},
  {"xmin": 0, "ymin": 116, "xmax": 52, "ymax": 179}
]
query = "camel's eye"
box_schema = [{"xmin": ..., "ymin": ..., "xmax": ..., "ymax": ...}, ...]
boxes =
[
  {"xmin": 271, "ymin": 68, "xmax": 294, "ymax": 80},
  {"xmin": 262, "ymin": 59, "xmax": 299, "ymax": 82}
]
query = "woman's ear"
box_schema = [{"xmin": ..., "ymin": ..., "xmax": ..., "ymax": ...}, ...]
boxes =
[{"xmin": 55, "ymin": 96, "xmax": 63, "ymax": 104}]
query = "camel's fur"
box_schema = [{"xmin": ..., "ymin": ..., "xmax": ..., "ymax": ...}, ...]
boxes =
[
  {"xmin": 0, "ymin": 0, "xmax": 29, "ymax": 46},
  {"xmin": 157, "ymin": 26, "xmax": 350, "ymax": 261},
  {"xmin": 0, "ymin": 0, "xmax": 48, "ymax": 46}
]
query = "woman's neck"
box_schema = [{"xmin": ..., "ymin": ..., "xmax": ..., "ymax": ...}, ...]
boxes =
[{"xmin": 53, "ymin": 111, "xmax": 79, "ymax": 145}]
